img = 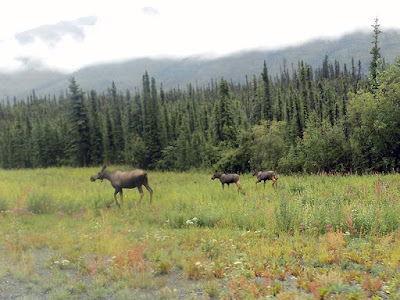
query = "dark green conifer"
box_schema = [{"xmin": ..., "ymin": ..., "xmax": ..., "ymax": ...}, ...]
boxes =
[
  {"xmin": 369, "ymin": 17, "xmax": 382, "ymax": 92},
  {"xmin": 66, "ymin": 77, "xmax": 90, "ymax": 167},
  {"xmin": 261, "ymin": 61, "xmax": 272, "ymax": 121}
]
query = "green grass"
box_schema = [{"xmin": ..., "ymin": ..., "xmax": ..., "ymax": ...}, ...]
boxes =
[{"xmin": 0, "ymin": 167, "xmax": 400, "ymax": 298}]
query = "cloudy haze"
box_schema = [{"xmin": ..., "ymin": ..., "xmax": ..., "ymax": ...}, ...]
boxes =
[
  {"xmin": 0, "ymin": 0, "xmax": 399, "ymax": 72},
  {"xmin": 15, "ymin": 16, "xmax": 98, "ymax": 47}
]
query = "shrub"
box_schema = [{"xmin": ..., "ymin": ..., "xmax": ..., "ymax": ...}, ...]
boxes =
[
  {"xmin": 26, "ymin": 192, "xmax": 54, "ymax": 214},
  {"xmin": 0, "ymin": 198, "xmax": 8, "ymax": 212},
  {"xmin": 155, "ymin": 259, "xmax": 173, "ymax": 275}
]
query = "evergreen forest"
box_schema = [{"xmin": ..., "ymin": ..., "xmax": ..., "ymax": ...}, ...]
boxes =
[{"xmin": 1, "ymin": 21, "xmax": 399, "ymax": 174}]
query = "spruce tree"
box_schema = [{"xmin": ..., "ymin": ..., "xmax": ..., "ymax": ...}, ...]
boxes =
[
  {"xmin": 66, "ymin": 77, "xmax": 90, "ymax": 166},
  {"xmin": 369, "ymin": 17, "xmax": 382, "ymax": 92},
  {"xmin": 142, "ymin": 73, "xmax": 163, "ymax": 168},
  {"xmin": 261, "ymin": 61, "xmax": 272, "ymax": 121},
  {"xmin": 132, "ymin": 90, "xmax": 144, "ymax": 137},
  {"xmin": 251, "ymin": 75, "xmax": 262, "ymax": 124},
  {"xmin": 88, "ymin": 90, "xmax": 103, "ymax": 165},
  {"xmin": 213, "ymin": 78, "xmax": 237, "ymax": 147},
  {"xmin": 322, "ymin": 55, "xmax": 330, "ymax": 79},
  {"xmin": 108, "ymin": 82, "xmax": 124, "ymax": 162}
]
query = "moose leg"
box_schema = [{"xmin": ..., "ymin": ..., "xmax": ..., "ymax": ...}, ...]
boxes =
[
  {"xmin": 114, "ymin": 189, "xmax": 121, "ymax": 207},
  {"xmin": 236, "ymin": 181, "xmax": 242, "ymax": 192},
  {"xmin": 137, "ymin": 186, "xmax": 145, "ymax": 203},
  {"xmin": 144, "ymin": 183, "xmax": 153, "ymax": 203},
  {"xmin": 264, "ymin": 180, "xmax": 266, "ymax": 189},
  {"xmin": 272, "ymin": 176, "xmax": 278, "ymax": 187},
  {"xmin": 119, "ymin": 190, "xmax": 123, "ymax": 205}
]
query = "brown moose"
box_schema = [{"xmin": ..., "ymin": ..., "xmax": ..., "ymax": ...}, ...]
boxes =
[
  {"xmin": 252, "ymin": 169, "xmax": 278, "ymax": 188},
  {"xmin": 90, "ymin": 165, "xmax": 153, "ymax": 206},
  {"xmin": 211, "ymin": 170, "xmax": 242, "ymax": 192}
]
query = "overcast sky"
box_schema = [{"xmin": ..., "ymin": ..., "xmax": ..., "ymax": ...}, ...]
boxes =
[{"xmin": 0, "ymin": 0, "xmax": 398, "ymax": 73}]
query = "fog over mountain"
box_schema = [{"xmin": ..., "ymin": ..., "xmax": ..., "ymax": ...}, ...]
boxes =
[{"xmin": 1, "ymin": 29, "xmax": 400, "ymax": 101}]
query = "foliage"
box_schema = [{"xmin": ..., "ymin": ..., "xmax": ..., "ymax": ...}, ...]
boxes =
[
  {"xmin": 0, "ymin": 22, "xmax": 400, "ymax": 173},
  {"xmin": 348, "ymin": 59, "xmax": 400, "ymax": 171},
  {"xmin": 252, "ymin": 120, "xmax": 286, "ymax": 171},
  {"xmin": 302, "ymin": 113, "xmax": 350, "ymax": 172}
]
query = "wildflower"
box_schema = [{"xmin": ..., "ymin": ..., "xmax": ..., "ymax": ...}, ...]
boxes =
[
  {"xmin": 192, "ymin": 217, "xmax": 198, "ymax": 222},
  {"xmin": 326, "ymin": 224, "xmax": 332, "ymax": 231},
  {"xmin": 186, "ymin": 220, "xmax": 194, "ymax": 225},
  {"xmin": 353, "ymin": 229, "xmax": 358, "ymax": 234},
  {"xmin": 300, "ymin": 223, "xmax": 305, "ymax": 231},
  {"xmin": 233, "ymin": 261, "xmax": 242, "ymax": 265},
  {"xmin": 195, "ymin": 262, "xmax": 202, "ymax": 267}
]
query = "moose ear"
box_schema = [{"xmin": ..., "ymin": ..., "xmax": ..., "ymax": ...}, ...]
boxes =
[{"xmin": 101, "ymin": 165, "xmax": 107, "ymax": 171}]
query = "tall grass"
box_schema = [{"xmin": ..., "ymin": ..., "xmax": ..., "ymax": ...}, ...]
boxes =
[
  {"xmin": 0, "ymin": 167, "xmax": 398, "ymax": 235},
  {"xmin": 1, "ymin": 167, "xmax": 400, "ymax": 298}
]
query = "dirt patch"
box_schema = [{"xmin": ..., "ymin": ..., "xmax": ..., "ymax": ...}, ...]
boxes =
[{"xmin": 0, "ymin": 246, "xmax": 210, "ymax": 299}]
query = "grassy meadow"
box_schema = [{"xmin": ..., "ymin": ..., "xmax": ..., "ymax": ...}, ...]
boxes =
[{"xmin": 1, "ymin": 167, "xmax": 400, "ymax": 299}]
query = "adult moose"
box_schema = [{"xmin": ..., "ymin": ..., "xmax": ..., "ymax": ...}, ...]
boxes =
[
  {"xmin": 90, "ymin": 166, "xmax": 153, "ymax": 207},
  {"xmin": 252, "ymin": 169, "xmax": 278, "ymax": 188},
  {"xmin": 211, "ymin": 170, "xmax": 242, "ymax": 192}
]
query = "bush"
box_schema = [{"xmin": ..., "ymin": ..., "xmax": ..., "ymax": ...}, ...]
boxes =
[
  {"xmin": 0, "ymin": 198, "xmax": 8, "ymax": 212},
  {"xmin": 26, "ymin": 192, "xmax": 55, "ymax": 214}
]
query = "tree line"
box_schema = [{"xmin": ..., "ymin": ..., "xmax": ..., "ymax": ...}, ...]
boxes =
[{"xmin": 1, "ymin": 20, "xmax": 399, "ymax": 173}]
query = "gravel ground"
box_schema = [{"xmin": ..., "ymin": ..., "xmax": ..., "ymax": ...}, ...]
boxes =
[{"xmin": 0, "ymin": 247, "xmax": 209, "ymax": 300}]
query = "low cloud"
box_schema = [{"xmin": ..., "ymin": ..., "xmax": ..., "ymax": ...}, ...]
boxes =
[
  {"xmin": 15, "ymin": 57, "xmax": 45, "ymax": 70},
  {"xmin": 142, "ymin": 7, "xmax": 160, "ymax": 16},
  {"xmin": 15, "ymin": 16, "xmax": 98, "ymax": 48}
]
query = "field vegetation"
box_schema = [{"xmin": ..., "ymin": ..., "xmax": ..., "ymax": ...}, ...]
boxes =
[{"xmin": 1, "ymin": 167, "xmax": 400, "ymax": 299}]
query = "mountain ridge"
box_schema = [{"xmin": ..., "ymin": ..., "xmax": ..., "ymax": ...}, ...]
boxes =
[{"xmin": 1, "ymin": 29, "xmax": 400, "ymax": 101}]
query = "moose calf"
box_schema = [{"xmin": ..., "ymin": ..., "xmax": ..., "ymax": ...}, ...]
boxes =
[
  {"xmin": 252, "ymin": 169, "xmax": 278, "ymax": 188},
  {"xmin": 211, "ymin": 170, "xmax": 242, "ymax": 192}
]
